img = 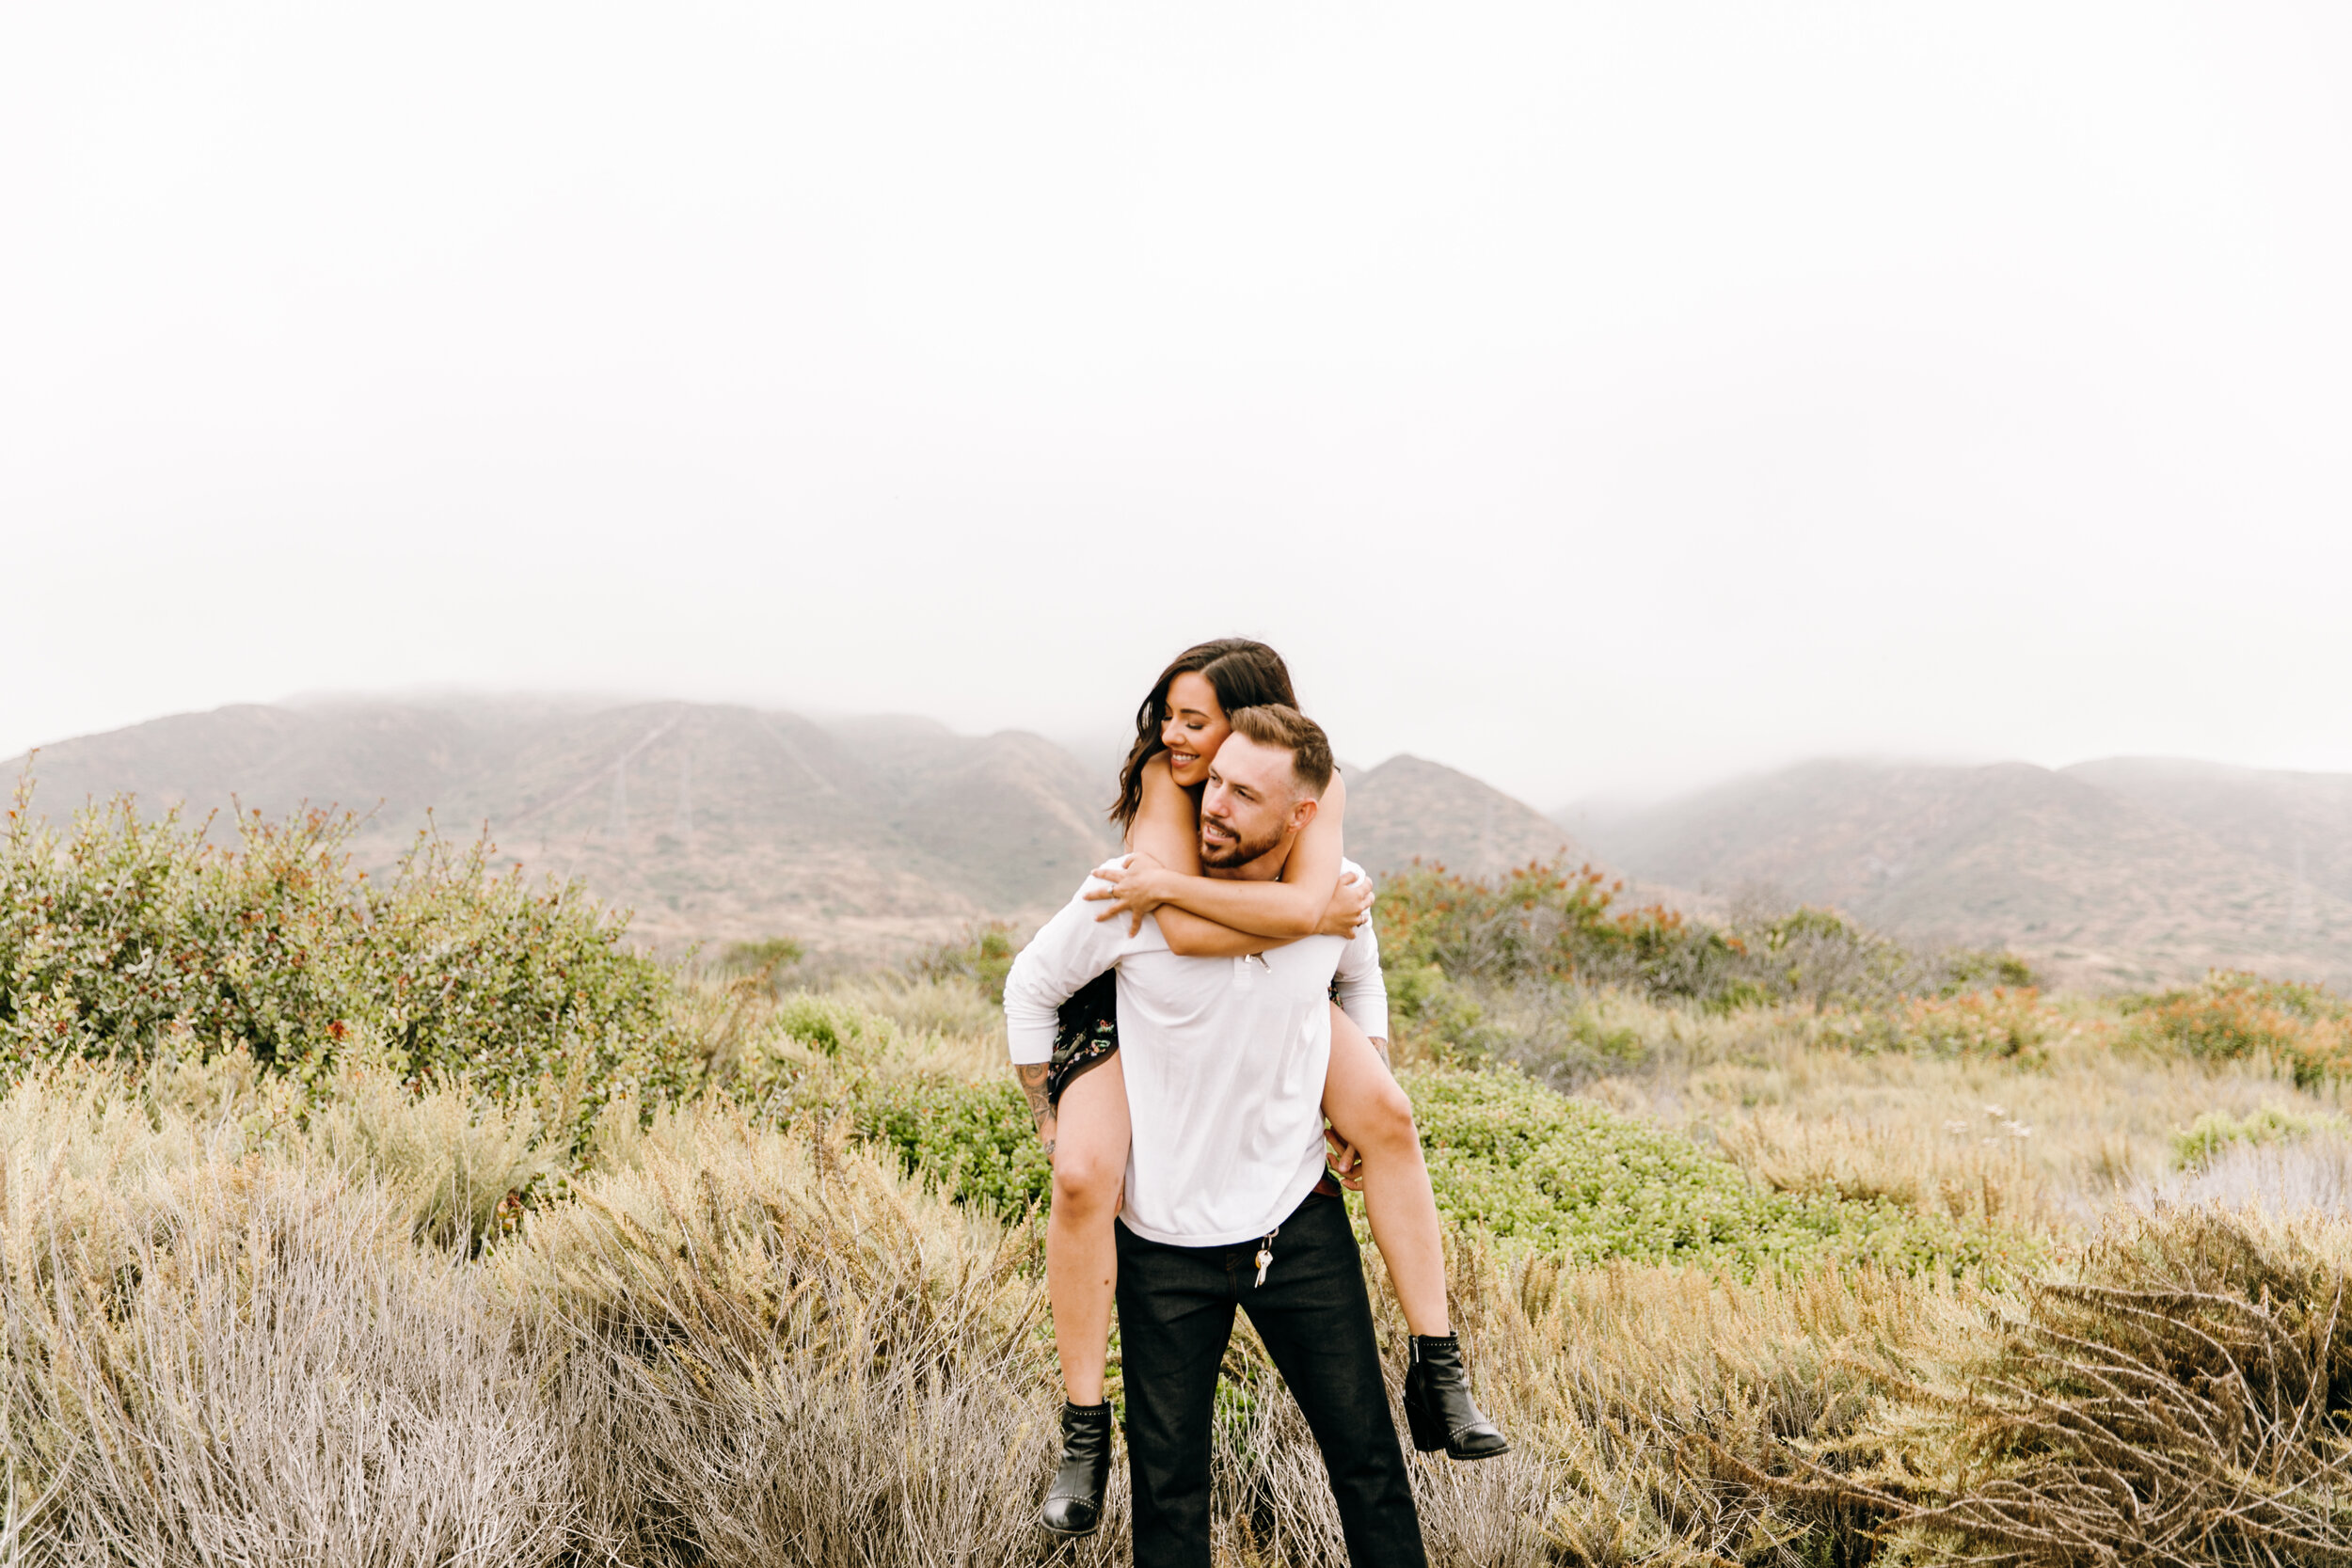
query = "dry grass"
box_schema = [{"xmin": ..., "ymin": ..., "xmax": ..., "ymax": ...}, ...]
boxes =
[
  {"xmin": 502, "ymin": 1101, "xmax": 1101, "ymax": 1566},
  {"xmin": 0, "ymin": 1042, "xmax": 2013, "ymax": 1567},
  {"xmin": 2126, "ymin": 1138, "xmax": 2352, "ymax": 1219},
  {"xmin": 0, "ymin": 1068, "xmax": 569, "ymax": 1566},
  {"xmin": 15, "ymin": 973, "xmax": 2352, "ymax": 1564},
  {"xmin": 1565, "ymin": 992, "xmax": 2352, "ymax": 1240},
  {"xmin": 1774, "ymin": 1212, "xmax": 2352, "ymax": 1566}
]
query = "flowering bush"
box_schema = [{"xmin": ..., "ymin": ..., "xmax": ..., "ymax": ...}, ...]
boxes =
[
  {"xmin": 2122, "ymin": 972, "xmax": 2352, "ymax": 1086},
  {"xmin": 1374, "ymin": 859, "xmax": 2030, "ymax": 1015},
  {"xmin": 1813, "ymin": 988, "xmax": 2057, "ymax": 1061}
]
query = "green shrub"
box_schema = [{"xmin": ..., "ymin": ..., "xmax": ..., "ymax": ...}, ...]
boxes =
[
  {"xmin": 1942, "ymin": 948, "xmax": 2039, "ymax": 992},
  {"xmin": 865, "ymin": 1056, "xmax": 2015, "ymax": 1276},
  {"xmin": 1375, "ymin": 862, "xmax": 1747, "ymax": 1005},
  {"xmin": 714, "ymin": 993, "xmax": 913, "ymax": 1110},
  {"xmin": 850, "ymin": 1060, "xmax": 2015, "ymax": 1277},
  {"xmin": 1404, "ymin": 1066, "xmax": 2014, "ymax": 1276},
  {"xmin": 771, "ymin": 992, "xmax": 897, "ymax": 1057},
  {"xmin": 2169, "ymin": 1104, "xmax": 2345, "ymax": 1171},
  {"xmin": 1381, "ymin": 961, "xmax": 1490, "ymax": 1063},
  {"xmin": 854, "ymin": 1075, "xmax": 1052, "ymax": 1219},
  {"xmin": 0, "ymin": 790, "xmax": 696, "ymax": 1127}
]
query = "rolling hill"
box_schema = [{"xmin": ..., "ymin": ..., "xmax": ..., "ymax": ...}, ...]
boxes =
[
  {"xmin": 1571, "ymin": 758, "xmax": 2352, "ymax": 991},
  {"xmin": 9, "ymin": 698, "xmax": 1571, "ymax": 956},
  {"xmin": 1343, "ymin": 754, "xmax": 1586, "ymax": 879},
  {"xmin": 11, "ymin": 698, "xmax": 1122, "ymax": 954},
  {"xmin": 2062, "ymin": 757, "xmax": 2352, "ymax": 905}
]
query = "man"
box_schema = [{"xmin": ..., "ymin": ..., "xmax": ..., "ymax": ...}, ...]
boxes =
[{"xmin": 1003, "ymin": 704, "xmax": 1427, "ymax": 1568}]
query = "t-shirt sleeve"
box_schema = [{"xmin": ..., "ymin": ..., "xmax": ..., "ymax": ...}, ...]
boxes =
[{"xmin": 1002, "ymin": 859, "xmax": 1138, "ymax": 1065}]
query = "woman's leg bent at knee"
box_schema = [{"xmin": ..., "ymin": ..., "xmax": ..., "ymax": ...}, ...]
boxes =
[
  {"xmin": 1321, "ymin": 1005, "xmax": 1450, "ymax": 1336},
  {"xmin": 1047, "ymin": 1054, "xmax": 1130, "ymax": 1405}
]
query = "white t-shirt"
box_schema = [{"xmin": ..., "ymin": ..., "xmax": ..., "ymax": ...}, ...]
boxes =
[{"xmin": 1003, "ymin": 856, "xmax": 1389, "ymax": 1248}]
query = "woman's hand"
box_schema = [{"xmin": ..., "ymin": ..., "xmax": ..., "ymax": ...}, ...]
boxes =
[
  {"xmin": 1324, "ymin": 1125, "xmax": 1366, "ymax": 1191},
  {"xmin": 1316, "ymin": 870, "xmax": 1374, "ymax": 939},
  {"xmin": 1086, "ymin": 852, "xmax": 1175, "ymax": 936}
]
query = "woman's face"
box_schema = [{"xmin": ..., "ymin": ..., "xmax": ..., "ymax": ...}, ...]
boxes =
[{"xmin": 1159, "ymin": 671, "xmax": 1231, "ymax": 787}]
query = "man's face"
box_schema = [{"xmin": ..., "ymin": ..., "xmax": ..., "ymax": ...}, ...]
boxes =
[{"xmin": 1199, "ymin": 734, "xmax": 1305, "ymax": 870}]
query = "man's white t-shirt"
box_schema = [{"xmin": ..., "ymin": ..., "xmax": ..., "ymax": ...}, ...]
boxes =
[{"xmin": 1003, "ymin": 857, "xmax": 1389, "ymax": 1248}]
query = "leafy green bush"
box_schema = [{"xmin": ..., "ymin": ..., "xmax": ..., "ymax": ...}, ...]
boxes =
[
  {"xmin": 854, "ymin": 1075, "xmax": 1053, "ymax": 1218},
  {"xmin": 1405, "ymin": 1066, "xmax": 2013, "ymax": 1275},
  {"xmin": 1941, "ymin": 948, "xmax": 2039, "ymax": 992},
  {"xmin": 0, "ymin": 791, "xmax": 696, "ymax": 1124},
  {"xmin": 2169, "ymin": 1104, "xmax": 2346, "ymax": 1171},
  {"xmin": 2122, "ymin": 971, "xmax": 2352, "ymax": 1086},
  {"xmin": 771, "ymin": 992, "xmax": 898, "ymax": 1057}
]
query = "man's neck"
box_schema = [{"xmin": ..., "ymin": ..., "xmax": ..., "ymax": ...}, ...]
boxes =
[{"xmin": 1203, "ymin": 832, "xmax": 1296, "ymax": 884}]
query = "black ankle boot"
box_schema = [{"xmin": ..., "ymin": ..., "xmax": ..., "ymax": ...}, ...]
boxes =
[
  {"xmin": 1041, "ymin": 1400, "xmax": 1113, "ymax": 1537},
  {"xmin": 1403, "ymin": 1335, "xmax": 1509, "ymax": 1460}
]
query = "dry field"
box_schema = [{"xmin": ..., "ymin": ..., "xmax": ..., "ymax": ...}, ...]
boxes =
[{"xmin": 8, "ymin": 968, "xmax": 2352, "ymax": 1566}]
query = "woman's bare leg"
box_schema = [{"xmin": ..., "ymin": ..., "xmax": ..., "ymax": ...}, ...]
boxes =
[
  {"xmin": 1046, "ymin": 1055, "xmax": 1129, "ymax": 1405},
  {"xmin": 1322, "ymin": 1003, "xmax": 1451, "ymax": 1336}
]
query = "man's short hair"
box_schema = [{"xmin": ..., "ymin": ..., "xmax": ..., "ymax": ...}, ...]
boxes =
[{"xmin": 1225, "ymin": 705, "xmax": 1335, "ymax": 799}]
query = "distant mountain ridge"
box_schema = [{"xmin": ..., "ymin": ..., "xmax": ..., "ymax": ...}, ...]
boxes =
[
  {"xmin": 10, "ymin": 697, "xmax": 1567, "ymax": 956},
  {"xmin": 1570, "ymin": 757, "xmax": 2352, "ymax": 991}
]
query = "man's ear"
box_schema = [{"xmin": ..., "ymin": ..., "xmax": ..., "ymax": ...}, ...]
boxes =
[{"xmin": 1288, "ymin": 795, "xmax": 1320, "ymax": 835}]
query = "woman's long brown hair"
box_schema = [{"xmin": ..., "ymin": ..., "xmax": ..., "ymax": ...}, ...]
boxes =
[{"xmin": 1110, "ymin": 639, "xmax": 1300, "ymax": 832}]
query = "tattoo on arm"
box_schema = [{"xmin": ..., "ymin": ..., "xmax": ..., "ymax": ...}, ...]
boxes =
[
  {"xmin": 1370, "ymin": 1037, "xmax": 1391, "ymax": 1071},
  {"xmin": 1016, "ymin": 1063, "xmax": 1057, "ymax": 1156}
]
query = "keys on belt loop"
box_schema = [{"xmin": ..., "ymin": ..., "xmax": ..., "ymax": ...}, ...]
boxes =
[{"xmin": 1254, "ymin": 1227, "xmax": 1279, "ymax": 1288}]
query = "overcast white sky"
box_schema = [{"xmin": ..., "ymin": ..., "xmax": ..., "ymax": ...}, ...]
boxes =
[{"xmin": 5, "ymin": 3, "xmax": 2347, "ymax": 809}]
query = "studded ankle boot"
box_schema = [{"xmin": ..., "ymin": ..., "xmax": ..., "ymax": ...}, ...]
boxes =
[
  {"xmin": 1041, "ymin": 1400, "xmax": 1113, "ymax": 1536},
  {"xmin": 1403, "ymin": 1334, "xmax": 1510, "ymax": 1461}
]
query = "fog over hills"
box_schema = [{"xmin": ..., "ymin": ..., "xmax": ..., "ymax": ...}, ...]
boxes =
[
  {"xmin": 1570, "ymin": 759, "xmax": 2352, "ymax": 991},
  {"xmin": 9, "ymin": 697, "xmax": 1566, "ymax": 956},
  {"xmin": 26, "ymin": 702, "xmax": 2350, "ymax": 988}
]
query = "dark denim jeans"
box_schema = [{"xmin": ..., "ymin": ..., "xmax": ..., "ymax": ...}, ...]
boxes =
[{"xmin": 1114, "ymin": 1190, "xmax": 1425, "ymax": 1568}]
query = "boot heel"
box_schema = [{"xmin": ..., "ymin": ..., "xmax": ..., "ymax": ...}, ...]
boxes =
[{"xmin": 1402, "ymin": 1387, "xmax": 1450, "ymax": 1452}]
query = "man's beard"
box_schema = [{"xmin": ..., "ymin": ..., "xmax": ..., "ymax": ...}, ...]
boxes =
[{"xmin": 1199, "ymin": 813, "xmax": 1286, "ymax": 869}]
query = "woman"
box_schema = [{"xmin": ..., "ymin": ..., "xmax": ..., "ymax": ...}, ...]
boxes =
[{"xmin": 1037, "ymin": 639, "xmax": 1506, "ymax": 1540}]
